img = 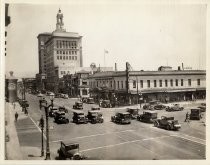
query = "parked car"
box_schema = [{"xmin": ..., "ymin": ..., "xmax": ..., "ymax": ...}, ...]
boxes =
[
  {"xmin": 86, "ymin": 110, "xmax": 104, "ymax": 124},
  {"xmin": 19, "ymin": 100, "xmax": 29, "ymax": 108},
  {"xmin": 197, "ymin": 103, "xmax": 206, "ymax": 112},
  {"xmin": 197, "ymin": 106, "xmax": 206, "ymax": 112},
  {"xmin": 190, "ymin": 108, "xmax": 202, "ymax": 120},
  {"xmin": 49, "ymin": 107, "xmax": 59, "ymax": 117},
  {"xmin": 55, "ymin": 93, "xmax": 62, "ymax": 98},
  {"xmin": 111, "ymin": 112, "xmax": 131, "ymax": 124},
  {"xmin": 154, "ymin": 104, "xmax": 166, "ymax": 110},
  {"xmin": 165, "ymin": 104, "xmax": 184, "ymax": 112},
  {"xmin": 57, "ymin": 141, "xmax": 87, "ymax": 160},
  {"xmin": 154, "ymin": 116, "xmax": 181, "ymax": 130},
  {"xmin": 72, "ymin": 111, "xmax": 88, "ymax": 124},
  {"xmin": 126, "ymin": 108, "xmax": 139, "ymax": 119},
  {"xmin": 54, "ymin": 112, "xmax": 69, "ymax": 124},
  {"xmin": 101, "ymin": 100, "xmax": 112, "ymax": 108},
  {"xmin": 73, "ymin": 102, "xmax": 83, "ymax": 109},
  {"xmin": 60, "ymin": 94, "xmax": 68, "ymax": 99},
  {"xmin": 137, "ymin": 111, "xmax": 158, "ymax": 123},
  {"xmin": 46, "ymin": 91, "xmax": 54, "ymax": 96},
  {"xmin": 143, "ymin": 100, "xmax": 160, "ymax": 110},
  {"xmin": 86, "ymin": 98, "xmax": 94, "ymax": 104}
]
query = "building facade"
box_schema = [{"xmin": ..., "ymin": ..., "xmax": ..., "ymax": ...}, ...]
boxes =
[
  {"xmin": 61, "ymin": 71, "xmax": 90, "ymax": 98},
  {"xmin": 88, "ymin": 69, "xmax": 206, "ymax": 105},
  {"xmin": 37, "ymin": 9, "xmax": 83, "ymax": 92}
]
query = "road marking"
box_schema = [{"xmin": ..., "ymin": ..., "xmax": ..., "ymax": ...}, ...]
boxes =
[
  {"xmin": 80, "ymin": 135, "xmax": 170, "ymax": 152},
  {"xmin": 28, "ymin": 115, "xmax": 46, "ymax": 140},
  {"xmin": 50, "ymin": 129, "xmax": 134, "ymax": 143},
  {"xmin": 171, "ymin": 134, "xmax": 206, "ymax": 145}
]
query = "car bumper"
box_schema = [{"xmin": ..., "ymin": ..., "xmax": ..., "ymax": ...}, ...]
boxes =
[{"xmin": 174, "ymin": 124, "xmax": 181, "ymax": 129}]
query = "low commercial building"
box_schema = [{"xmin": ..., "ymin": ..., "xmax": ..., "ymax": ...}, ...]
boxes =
[
  {"xmin": 88, "ymin": 68, "xmax": 206, "ymax": 105},
  {"xmin": 61, "ymin": 71, "xmax": 90, "ymax": 98}
]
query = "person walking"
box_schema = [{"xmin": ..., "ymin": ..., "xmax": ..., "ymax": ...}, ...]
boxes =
[
  {"xmin": 185, "ymin": 112, "xmax": 190, "ymax": 122},
  {"xmin": 15, "ymin": 112, "xmax": 19, "ymax": 122}
]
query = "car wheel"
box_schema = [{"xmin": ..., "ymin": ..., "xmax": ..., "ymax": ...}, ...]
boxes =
[
  {"xmin": 166, "ymin": 125, "xmax": 171, "ymax": 130},
  {"xmin": 154, "ymin": 122, "xmax": 158, "ymax": 127}
]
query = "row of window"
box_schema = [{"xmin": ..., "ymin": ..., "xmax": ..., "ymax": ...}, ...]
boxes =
[
  {"xmin": 61, "ymin": 71, "xmax": 70, "ymax": 75},
  {"xmin": 57, "ymin": 56, "xmax": 77, "ymax": 60},
  {"xmin": 56, "ymin": 50, "xmax": 77, "ymax": 55},
  {"xmin": 89, "ymin": 78, "xmax": 201, "ymax": 89},
  {"xmin": 56, "ymin": 40, "xmax": 77, "ymax": 49},
  {"xmin": 133, "ymin": 79, "xmax": 200, "ymax": 88}
]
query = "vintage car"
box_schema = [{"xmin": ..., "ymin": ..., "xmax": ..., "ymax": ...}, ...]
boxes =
[
  {"xmin": 61, "ymin": 94, "xmax": 68, "ymax": 99},
  {"xmin": 126, "ymin": 108, "xmax": 139, "ymax": 119},
  {"xmin": 143, "ymin": 100, "xmax": 161, "ymax": 110},
  {"xmin": 49, "ymin": 107, "xmax": 59, "ymax": 117},
  {"xmin": 57, "ymin": 141, "xmax": 87, "ymax": 160},
  {"xmin": 154, "ymin": 104, "xmax": 166, "ymax": 110},
  {"xmin": 46, "ymin": 91, "xmax": 54, "ymax": 96},
  {"xmin": 154, "ymin": 116, "xmax": 181, "ymax": 130},
  {"xmin": 19, "ymin": 99, "xmax": 29, "ymax": 107},
  {"xmin": 72, "ymin": 111, "xmax": 88, "ymax": 124},
  {"xmin": 137, "ymin": 111, "xmax": 158, "ymax": 123},
  {"xmin": 73, "ymin": 102, "xmax": 83, "ymax": 109},
  {"xmin": 197, "ymin": 103, "xmax": 206, "ymax": 112},
  {"xmin": 101, "ymin": 100, "xmax": 112, "ymax": 108},
  {"xmin": 59, "ymin": 106, "xmax": 68, "ymax": 113},
  {"xmin": 86, "ymin": 110, "xmax": 104, "ymax": 124},
  {"xmin": 190, "ymin": 108, "xmax": 202, "ymax": 120},
  {"xmin": 165, "ymin": 104, "xmax": 184, "ymax": 112},
  {"xmin": 111, "ymin": 112, "xmax": 131, "ymax": 124},
  {"xmin": 86, "ymin": 98, "xmax": 94, "ymax": 104},
  {"xmin": 54, "ymin": 112, "xmax": 69, "ymax": 124}
]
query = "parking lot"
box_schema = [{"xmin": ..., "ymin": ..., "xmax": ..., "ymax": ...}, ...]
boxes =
[{"xmin": 17, "ymin": 93, "xmax": 206, "ymax": 160}]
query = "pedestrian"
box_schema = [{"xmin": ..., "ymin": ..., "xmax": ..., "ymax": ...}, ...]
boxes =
[
  {"xmin": 185, "ymin": 112, "xmax": 190, "ymax": 122},
  {"xmin": 15, "ymin": 112, "xmax": 19, "ymax": 122}
]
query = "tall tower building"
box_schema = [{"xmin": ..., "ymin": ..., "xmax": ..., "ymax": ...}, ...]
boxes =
[{"xmin": 37, "ymin": 9, "xmax": 83, "ymax": 92}]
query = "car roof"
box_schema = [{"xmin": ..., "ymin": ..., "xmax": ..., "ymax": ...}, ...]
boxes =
[
  {"xmin": 61, "ymin": 141, "xmax": 79, "ymax": 146},
  {"xmin": 143, "ymin": 110, "xmax": 157, "ymax": 113},
  {"xmin": 127, "ymin": 107, "xmax": 139, "ymax": 110},
  {"xmin": 75, "ymin": 101, "xmax": 82, "ymax": 104},
  {"xmin": 89, "ymin": 110, "xmax": 101, "ymax": 113},
  {"xmin": 117, "ymin": 112, "xmax": 130, "ymax": 115},
  {"xmin": 73, "ymin": 110, "xmax": 84, "ymax": 114}
]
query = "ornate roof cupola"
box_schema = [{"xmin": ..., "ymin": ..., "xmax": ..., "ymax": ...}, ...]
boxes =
[{"xmin": 56, "ymin": 8, "xmax": 66, "ymax": 32}]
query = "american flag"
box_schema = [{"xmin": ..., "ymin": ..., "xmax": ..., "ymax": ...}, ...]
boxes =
[{"xmin": 104, "ymin": 49, "xmax": 109, "ymax": 54}]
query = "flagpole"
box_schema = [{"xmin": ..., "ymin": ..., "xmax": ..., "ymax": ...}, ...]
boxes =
[{"xmin": 104, "ymin": 49, "xmax": 106, "ymax": 67}]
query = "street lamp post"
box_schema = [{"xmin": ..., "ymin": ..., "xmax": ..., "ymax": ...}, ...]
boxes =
[
  {"xmin": 41, "ymin": 93, "xmax": 54, "ymax": 160},
  {"xmin": 40, "ymin": 115, "xmax": 44, "ymax": 157},
  {"xmin": 44, "ymin": 106, "xmax": 50, "ymax": 160}
]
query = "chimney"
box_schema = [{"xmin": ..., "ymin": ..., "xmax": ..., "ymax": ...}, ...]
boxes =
[
  {"xmin": 178, "ymin": 66, "xmax": 181, "ymax": 71},
  {"xmin": 115, "ymin": 63, "xmax": 117, "ymax": 71},
  {"xmin": 182, "ymin": 63, "xmax": 184, "ymax": 70}
]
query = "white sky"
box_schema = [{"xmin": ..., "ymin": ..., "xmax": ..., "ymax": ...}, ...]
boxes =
[{"xmin": 5, "ymin": 2, "xmax": 206, "ymax": 78}]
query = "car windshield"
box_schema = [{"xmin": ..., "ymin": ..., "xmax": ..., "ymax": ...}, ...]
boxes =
[
  {"xmin": 78, "ymin": 114, "xmax": 85, "ymax": 118},
  {"xmin": 122, "ymin": 114, "xmax": 130, "ymax": 119},
  {"xmin": 173, "ymin": 120, "xmax": 179, "ymax": 125}
]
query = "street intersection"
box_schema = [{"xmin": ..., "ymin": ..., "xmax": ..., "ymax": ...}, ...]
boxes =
[{"xmin": 15, "ymin": 93, "xmax": 206, "ymax": 160}]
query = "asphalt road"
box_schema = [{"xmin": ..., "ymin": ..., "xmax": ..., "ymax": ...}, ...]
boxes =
[{"xmin": 16, "ymin": 93, "xmax": 206, "ymax": 160}]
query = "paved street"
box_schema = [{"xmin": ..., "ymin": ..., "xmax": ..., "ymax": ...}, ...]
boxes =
[{"xmin": 15, "ymin": 93, "xmax": 206, "ymax": 160}]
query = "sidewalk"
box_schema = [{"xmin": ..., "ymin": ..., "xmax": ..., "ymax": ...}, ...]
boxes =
[
  {"xmin": 5, "ymin": 101, "xmax": 45, "ymax": 160},
  {"xmin": 5, "ymin": 102, "xmax": 24, "ymax": 160}
]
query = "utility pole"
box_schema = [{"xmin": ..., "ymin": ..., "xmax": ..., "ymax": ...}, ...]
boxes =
[{"xmin": 126, "ymin": 62, "xmax": 130, "ymax": 104}]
